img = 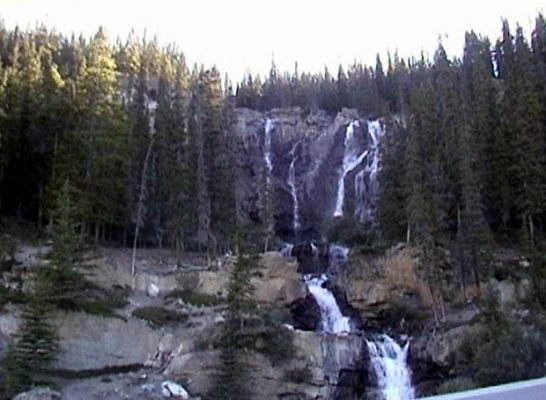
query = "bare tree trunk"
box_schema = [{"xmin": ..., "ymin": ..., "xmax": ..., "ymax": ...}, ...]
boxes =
[
  {"xmin": 131, "ymin": 135, "xmax": 155, "ymax": 275},
  {"xmin": 37, "ymin": 183, "xmax": 43, "ymax": 229},
  {"xmin": 529, "ymin": 214, "xmax": 535, "ymax": 246},
  {"xmin": 406, "ymin": 220, "xmax": 411, "ymax": 243}
]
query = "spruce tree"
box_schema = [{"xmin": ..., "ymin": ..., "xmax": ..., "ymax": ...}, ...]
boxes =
[
  {"xmin": 207, "ymin": 233, "xmax": 256, "ymax": 400},
  {"xmin": 38, "ymin": 180, "xmax": 86, "ymax": 309},
  {"xmin": 1, "ymin": 293, "xmax": 59, "ymax": 397}
]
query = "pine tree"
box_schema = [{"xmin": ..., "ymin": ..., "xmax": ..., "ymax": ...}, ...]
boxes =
[
  {"xmin": 38, "ymin": 181, "xmax": 86, "ymax": 309},
  {"xmin": 2, "ymin": 293, "xmax": 59, "ymax": 396},
  {"xmin": 207, "ymin": 234, "xmax": 256, "ymax": 400}
]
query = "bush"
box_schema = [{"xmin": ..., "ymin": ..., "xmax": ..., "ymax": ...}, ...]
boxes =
[
  {"xmin": 78, "ymin": 284, "xmax": 130, "ymax": 318},
  {"xmin": 176, "ymin": 272, "xmax": 200, "ymax": 292},
  {"xmin": 323, "ymin": 217, "xmax": 378, "ymax": 247},
  {"xmin": 165, "ymin": 289, "xmax": 223, "ymax": 307},
  {"xmin": 436, "ymin": 377, "xmax": 477, "ymax": 394},
  {"xmin": 456, "ymin": 312, "xmax": 546, "ymax": 387},
  {"xmin": 132, "ymin": 306, "xmax": 188, "ymax": 328},
  {"xmin": 382, "ymin": 300, "xmax": 427, "ymax": 332},
  {"xmin": 243, "ymin": 306, "xmax": 295, "ymax": 365}
]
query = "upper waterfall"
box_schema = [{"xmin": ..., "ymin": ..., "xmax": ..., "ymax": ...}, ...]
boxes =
[
  {"xmin": 355, "ymin": 119, "xmax": 385, "ymax": 222},
  {"xmin": 288, "ymin": 141, "xmax": 301, "ymax": 235},
  {"xmin": 333, "ymin": 120, "xmax": 369, "ymax": 218}
]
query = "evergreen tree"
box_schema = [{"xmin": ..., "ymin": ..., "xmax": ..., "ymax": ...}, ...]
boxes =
[
  {"xmin": 1, "ymin": 293, "xmax": 59, "ymax": 397},
  {"xmin": 207, "ymin": 234, "xmax": 256, "ymax": 400},
  {"xmin": 38, "ymin": 181, "xmax": 86, "ymax": 309}
]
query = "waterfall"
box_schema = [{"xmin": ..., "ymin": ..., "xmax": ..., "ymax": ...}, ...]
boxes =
[
  {"xmin": 288, "ymin": 142, "xmax": 301, "ymax": 234},
  {"xmin": 334, "ymin": 121, "xmax": 369, "ymax": 218},
  {"xmin": 355, "ymin": 119, "xmax": 385, "ymax": 222},
  {"xmin": 304, "ymin": 275, "xmax": 351, "ymax": 334},
  {"xmin": 264, "ymin": 118, "xmax": 274, "ymax": 176},
  {"xmin": 280, "ymin": 242, "xmax": 294, "ymax": 257},
  {"xmin": 366, "ymin": 335, "xmax": 415, "ymax": 400}
]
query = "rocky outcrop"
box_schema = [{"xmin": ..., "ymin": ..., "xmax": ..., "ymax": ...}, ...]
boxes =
[
  {"xmin": 336, "ymin": 246, "xmax": 427, "ymax": 331},
  {"xmin": 179, "ymin": 251, "xmax": 306, "ymax": 305},
  {"xmin": 89, "ymin": 248, "xmax": 305, "ymax": 307},
  {"xmin": 55, "ymin": 311, "xmax": 163, "ymax": 370},
  {"xmin": 165, "ymin": 330, "xmax": 366, "ymax": 399}
]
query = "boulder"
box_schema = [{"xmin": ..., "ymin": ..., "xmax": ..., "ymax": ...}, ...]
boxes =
[
  {"xmin": 290, "ymin": 295, "xmax": 321, "ymax": 330},
  {"xmin": 410, "ymin": 325, "xmax": 470, "ymax": 367},
  {"xmin": 253, "ymin": 251, "xmax": 306, "ymax": 304},
  {"xmin": 292, "ymin": 242, "xmax": 329, "ymax": 274},
  {"xmin": 13, "ymin": 388, "xmax": 60, "ymax": 400},
  {"xmin": 162, "ymin": 381, "xmax": 190, "ymax": 398}
]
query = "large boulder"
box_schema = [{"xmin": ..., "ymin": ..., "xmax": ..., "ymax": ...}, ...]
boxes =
[
  {"xmin": 253, "ymin": 251, "xmax": 306, "ymax": 304},
  {"xmin": 181, "ymin": 251, "xmax": 306, "ymax": 306}
]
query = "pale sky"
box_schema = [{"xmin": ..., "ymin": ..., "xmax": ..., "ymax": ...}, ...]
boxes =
[{"xmin": 0, "ymin": 0, "xmax": 544, "ymax": 80}]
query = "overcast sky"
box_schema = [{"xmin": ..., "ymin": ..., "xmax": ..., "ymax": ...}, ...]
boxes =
[{"xmin": 1, "ymin": 0, "xmax": 544, "ymax": 79}]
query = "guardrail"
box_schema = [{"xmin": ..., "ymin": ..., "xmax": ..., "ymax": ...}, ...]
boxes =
[{"xmin": 419, "ymin": 377, "xmax": 546, "ymax": 399}]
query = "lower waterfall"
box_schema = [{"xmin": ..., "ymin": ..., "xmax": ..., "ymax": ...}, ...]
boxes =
[
  {"xmin": 292, "ymin": 243, "xmax": 414, "ymax": 400},
  {"xmin": 366, "ymin": 335, "xmax": 415, "ymax": 400},
  {"xmin": 304, "ymin": 274, "xmax": 351, "ymax": 334}
]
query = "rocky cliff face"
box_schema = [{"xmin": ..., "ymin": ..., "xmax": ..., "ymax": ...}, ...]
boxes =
[{"xmin": 232, "ymin": 107, "xmax": 385, "ymax": 241}]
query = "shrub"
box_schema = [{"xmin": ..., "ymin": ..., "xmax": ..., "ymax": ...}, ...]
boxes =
[
  {"xmin": 456, "ymin": 312, "xmax": 546, "ymax": 387},
  {"xmin": 78, "ymin": 283, "xmax": 130, "ymax": 318},
  {"xmin": 132, "ymin": 306, "xmax": 188, "ymax": 328},
  {"xmin": 436, "ymin": 377, "xmax": 477, "ymax": 394},
  {"xmin": 323, "ymin": 217, "xmax": 378, "ymax": 247},
  {"xmin": 165, "ymin": 289, "xmax": 223, "ymax": 307},
  {"xmin": 176, "ymin": 272, "xmax": 200, "ymax": 292}
]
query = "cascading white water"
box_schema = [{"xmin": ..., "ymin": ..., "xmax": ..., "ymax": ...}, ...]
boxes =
[
  {"xmin": 288, "ymin": 142, "xmax": 301, "ymax": 233},
  {"xmin": 334, "ymin": 121, "xmax": 369, "ymax": 218},
  {"xmin": 366, "ymin": 335, "xmax": 415, "ymax": 400},
  {"xmin": 264, "ymin": 118, "xmax": 274, "ymax": 175},
  {"xmin": 280, "ymin": 242, "xmax": 294, "ymax": 257},
  {"xmin": 355, "ymin": 119, "xmax": 385, "ymax": 222},
  {"xmin": 304, "ymin": 274, "xmax": 351, "ymax": 334}
]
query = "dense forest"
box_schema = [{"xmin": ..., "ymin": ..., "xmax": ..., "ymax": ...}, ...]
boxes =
[{"xmin": 0, "ymin": 15, "xmax": 545, "ymax": 260}]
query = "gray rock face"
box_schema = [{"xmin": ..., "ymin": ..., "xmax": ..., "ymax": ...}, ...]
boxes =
[
  {"xmin": 232, "ymin": 107, "xmax": 381, "ymax": 241},
  {"xmin": 55, "ymin": 311, "xmax": 163, "ymax": 370},
  {"xmin": 165, "ymin": 330, "xmax": 365, "ymax": 399}
]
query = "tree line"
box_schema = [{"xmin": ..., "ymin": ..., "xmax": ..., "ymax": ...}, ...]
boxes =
[{"xmin": 0, "ymin": 23, "xmax": 236, "ymax": 254}]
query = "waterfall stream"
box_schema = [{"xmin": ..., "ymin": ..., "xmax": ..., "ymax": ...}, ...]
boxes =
[
  {"xmin": 299, "ymin": 244, "xmax": 414, "ymax": 399},
  {"xmin": 276, "ymin": 116, "xmax": 413, "ymax": 399},
  {"xmin": 288, "ymin": 142, "xmax": 301, "ymax": 234},
  {"xmin": 367, "ymin": 335, "xmax": 415, "ymax": 400},
  {"xmin": 304, "ymin": 274, "xmax": 351, "ymax": 334},
  {"xmin": 333, "ymin": 120, "xmax": 369, "ymax": 218},
  {"xmin": 355, "ymin": 119, "xmax": 385, "ymax": 222}
]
